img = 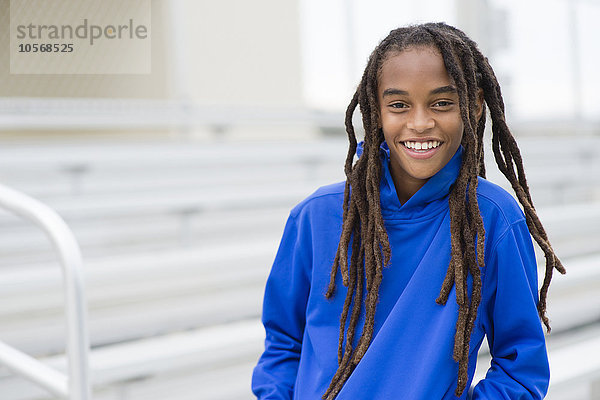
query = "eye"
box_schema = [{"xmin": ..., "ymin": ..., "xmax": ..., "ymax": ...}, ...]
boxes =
[
  {"xmin": 433, "ymin": 100, "xmax": 454, "ymax": 108},
  {"xmin": 389, "ymin": 102, "xmax": 409, "ymax": 109}
]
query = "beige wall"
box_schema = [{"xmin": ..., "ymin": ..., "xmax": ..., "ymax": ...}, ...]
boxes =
[
  {"xmin": 0, "ymin": 0, "xmax": 304, "ymax": 107},
  {"xmin": 169, "ymin": 0, "xmax": 304, "ymax": 108},
  {"xmin": 0, "ymin": 0, "xmax": 170, "ymax": 98}
]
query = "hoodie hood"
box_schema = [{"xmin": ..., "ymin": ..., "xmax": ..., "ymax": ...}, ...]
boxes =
[{"xmin": 356, "ymin": 140, "xmax": 463, "ymax": 221}]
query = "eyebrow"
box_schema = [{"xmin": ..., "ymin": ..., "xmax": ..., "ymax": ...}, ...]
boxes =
[
  {"xmin": 382, "ymin": 85, "xmax": 457, "ymax": 97},
  {"xmin": 430, "ymin": 85, "xmax": 457, "ymax": 95},
  {"xmin": 382, "ymin": 88, "xmax": 408, "ymax": 97}
]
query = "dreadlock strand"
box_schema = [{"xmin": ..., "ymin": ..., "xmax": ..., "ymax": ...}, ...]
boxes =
[
  {"xmin": 452, "ymin": 229, "xmax": 470, "ymax": 361},
  {"xmin": 354, "ymin": 260, "xmax": 384, "ymax": 361},
  {"xmin": 330, "ymin": 91, "xmax": 360, "ymax": 289},
  {"xmin": 326, "ymin": 233, "xmax": 364, "ymax": 400},
  {"xmin": 367, "ymin": 134, "xmax": 392, "ymax": 267},
  {"xmin": 326, "ymin": 253, "xmax": 343, "ymax": 297},
  {"xmin": 436, "ymin": 257, "xmax": 456, "ymax": 305},
  {"xmin": 344, "ymin": 92, "xmax": 360, "ymax": 177},
  {"xmin": 446, "ymin": 175, "xmax": 471, "ymax": 312},
  {"xmin": 537, "ymin": 262, "xmax": 554, "ymax": 331},
  {"xmin": 340, "ymin": 235, "xmax": 366, "ymax": 366},
  {"xmin": 336, "ymin": 237, "xmax": 357, "ymax": 363},
  {"xmin": 329, "ymin": 201, "xmax": 355, "ymax": 291},
  {"xmin": 476, "ymin": 108, "xmax": 487, "ymax": 178},
  {"xmin": 345, "ymin": 237, "xmax": 366, "ymax": 353}
]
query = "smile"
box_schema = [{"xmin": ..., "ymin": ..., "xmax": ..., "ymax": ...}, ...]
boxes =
[{"xmin": 402, "ymin": 140, "xmax": 442, "ymax": 151}]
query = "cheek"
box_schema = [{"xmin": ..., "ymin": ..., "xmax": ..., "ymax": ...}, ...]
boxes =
[
  {"xmin": 447, "ymin": 117, "xmax": 464, "ymax": 144},
  {"xmin": 380, "ymin": 117, "xmax": 396, "ymax": 140},
  {"xmin": 380, "ymin": 114, "xmax": 403, "ymax": 136}
]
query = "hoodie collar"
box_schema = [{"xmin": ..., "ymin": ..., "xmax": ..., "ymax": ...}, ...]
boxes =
[{"xmin": 356, "ymin": 140, "xmax": 463, "ymax": 221}]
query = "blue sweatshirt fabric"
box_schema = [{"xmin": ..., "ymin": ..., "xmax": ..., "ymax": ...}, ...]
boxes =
[{"xmin": 252, "ymin": 141, "xmax": 549, "ymax": 399}]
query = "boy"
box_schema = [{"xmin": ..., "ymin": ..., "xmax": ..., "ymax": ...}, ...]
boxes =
[{"xmin": 252, "ymin": 22, "xmax": 564, "ymax": 399}]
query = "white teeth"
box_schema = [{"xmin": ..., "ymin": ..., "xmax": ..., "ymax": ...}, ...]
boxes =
[{"xmin": 403, "ymin": 140, "xmax": 441, "ymax": 150}]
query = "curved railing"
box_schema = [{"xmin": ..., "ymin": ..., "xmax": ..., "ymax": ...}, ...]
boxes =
[{"xmin": 0, "ymin": 183, "xmax": 91, "ymax": 399}]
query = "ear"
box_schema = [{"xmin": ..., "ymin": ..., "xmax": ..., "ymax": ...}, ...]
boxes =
[{"xmin": 475, "ymin": 88, "xmax": 484, "ymax": 121}]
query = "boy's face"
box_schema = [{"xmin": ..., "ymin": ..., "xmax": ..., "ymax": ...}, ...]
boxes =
[{"xmin": 377, "ymin": 45, "xmax": 464, "ymax": 201}]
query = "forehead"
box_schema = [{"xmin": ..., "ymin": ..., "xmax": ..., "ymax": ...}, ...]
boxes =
[{"xmin": 378, "ymin": 46, "xmax": 453, "ymax": 92}]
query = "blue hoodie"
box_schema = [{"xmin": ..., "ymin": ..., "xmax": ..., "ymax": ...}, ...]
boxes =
[{"xmin": 252, "ymin": 142, "xmax": 549, "ymax": 399}]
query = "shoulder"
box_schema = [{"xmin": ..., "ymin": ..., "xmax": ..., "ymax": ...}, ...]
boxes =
[
  {"xmin": 476, "ymin": 179, "xmax": 539, "ymax": 303},
  {"xmin": 476, "ymin": 176, "xmax": 533, "ymax": 253},
  {"xmin": 289, "ymin": 180, "xmax": 346, "ymax": 220},
  {"xmin": 476, "ymin": 177, "xmax": 526, "ymax": 228}
]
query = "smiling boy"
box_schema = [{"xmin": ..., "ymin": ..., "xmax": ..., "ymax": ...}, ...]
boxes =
[{"xmin": 252, "ymin": 23, "xmax": 563, "ymax": 400}]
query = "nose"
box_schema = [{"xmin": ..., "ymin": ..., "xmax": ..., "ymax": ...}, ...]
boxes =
[{"xmin": 406, "ymin": 108, "xmax": 434, "ymax": 133}]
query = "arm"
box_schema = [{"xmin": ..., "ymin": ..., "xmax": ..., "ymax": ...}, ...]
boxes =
[
  {"xmin": 471, "ymin": 220, "xmax": 550, "ymax": 399},
  {"xmin": 252, "ymin": 213, "xmax": 311, "ymax": 399}
]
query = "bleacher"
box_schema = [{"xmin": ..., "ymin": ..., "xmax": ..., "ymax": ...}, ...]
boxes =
[{"xmin": 0, "ymin": 135, "xmax": 599, "ymax": 400}]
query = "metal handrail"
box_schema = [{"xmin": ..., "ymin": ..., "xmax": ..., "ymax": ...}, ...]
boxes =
[{"xmin": 0, "ymin": 183, "xmax": 91, "ymax": 399}]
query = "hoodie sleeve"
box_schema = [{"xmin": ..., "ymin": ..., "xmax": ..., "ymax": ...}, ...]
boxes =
[
  {"xmin": 471, "ymin": 219, "xmax": 550, "ymax": 400},
  {"xmin": 252, "ymin": 212, "xmax": 311, "ymax": 399}
]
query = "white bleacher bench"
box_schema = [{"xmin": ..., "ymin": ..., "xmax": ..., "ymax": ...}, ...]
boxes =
[
  {"xmin": 18, "ymin": 182, "xmax": 323, "ymax": 220},
  {"xmin": 0, "ymin": 205, "xmax": 291, "ymax": 268},
  {"xmin": 547, "ymin": 335, "xmax": 600, "ymax": 399},
  {"xmin": 537, "ymin": 202, "xmax": 600, "ymax": 259},
  {"xmin": 0, "ymin": 319, "xmax": 263, "ymax": 400},
  {"xmin": 0, "ymin": 97, "xmax": 344, "ymax": 132},
  {"xmin": 0, "ymin": 239, "xmax": 278, "ymax": 356},
  {"xmin": 544, "ymin": 253, "xmax": 600, "ymax": 333},
  {"xmin": 0, "ymin": 140, "xmax": 345, "ymax": 191}
]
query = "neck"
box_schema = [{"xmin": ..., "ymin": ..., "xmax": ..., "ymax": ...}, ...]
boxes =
[{"xmin": 388, "ymin": 161, "xmax": 428, "ymax": 205}]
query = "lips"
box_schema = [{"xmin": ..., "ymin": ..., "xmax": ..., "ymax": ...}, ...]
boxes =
[{"xmin": 400, "ymin": 140, "xmax": 443, "ymax": 159}]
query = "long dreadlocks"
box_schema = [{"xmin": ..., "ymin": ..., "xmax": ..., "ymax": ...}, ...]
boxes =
[{"xmin": 323, "ymin": 22, "xmax": 565, "ymax": 399}]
